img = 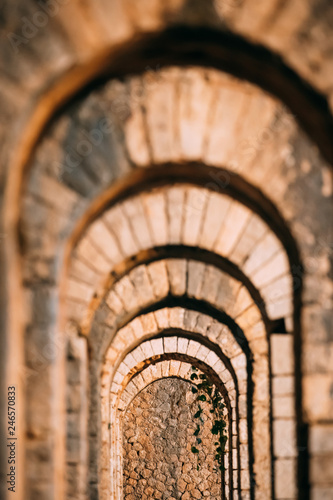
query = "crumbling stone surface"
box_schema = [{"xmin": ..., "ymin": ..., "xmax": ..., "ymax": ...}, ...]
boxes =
[{"xmin": 123, "ymin": 378, "xmax": 221, "ymax": 499}]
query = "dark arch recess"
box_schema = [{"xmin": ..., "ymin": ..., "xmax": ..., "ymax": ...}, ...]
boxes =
[
  {"xmin": 94, "ymin": 294, "xmax": 256, "ymax": 489},
  {"xmin": 121, "ymin": 354, "xmax": 236, "ymax": 497},
  {"xmin": 120, "ymin": 366, "xmax": 234, "ymax": 499},
  {"xmin": 108, "ymin": 344, "xmax": 243, "ymax": 497}
]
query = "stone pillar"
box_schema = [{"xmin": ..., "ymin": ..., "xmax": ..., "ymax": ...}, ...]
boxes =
[
  {"xmin": 271, "ymin": 334, "xmax": 297, "ymax": 500},
  {"xmin": 66, "ymin": 336, "xmax": 89, "ymax": 500}
]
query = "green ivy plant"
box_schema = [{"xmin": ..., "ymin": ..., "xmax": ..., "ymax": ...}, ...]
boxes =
[{"xmin": 190, "ymin": 366, "xmax": 227, "ymax": 471}]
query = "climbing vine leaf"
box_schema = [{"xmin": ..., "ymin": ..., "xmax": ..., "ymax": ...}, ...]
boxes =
[{"xmin": 190, "ymin": 366, "xmax": 227, "ymax": 471}]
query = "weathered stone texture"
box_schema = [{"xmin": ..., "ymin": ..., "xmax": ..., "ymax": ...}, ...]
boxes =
[{"xmin": 123, "ymin": 378, "xmax": 221, "ymax": 500}]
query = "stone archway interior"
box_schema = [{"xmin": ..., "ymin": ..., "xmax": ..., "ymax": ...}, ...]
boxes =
[{"xmin": 123, "ymin": 377, "xmax": 222, "ymax": 500}]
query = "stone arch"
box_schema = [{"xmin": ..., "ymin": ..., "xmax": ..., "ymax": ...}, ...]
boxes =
[
  {"xmin": 65, "ymin": 184, "xmax": 293, "ymax": 333},
  {"xmin": 1, "ymin": 7, "xmax": 330, "ymax": 496},
  {"xmin": 111, "ymin": 357, "xmax": 234, "ymax": 500},
  {"xmin": 60, "ymin": 175, "xmax": 299, "ymax": 500}
]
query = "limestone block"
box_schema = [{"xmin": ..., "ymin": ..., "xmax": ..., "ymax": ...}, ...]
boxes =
[
  {"xmin": 271, "ymin": 334, "xmax": 294, "ymax": 375},
  {"xmin": 67, "ymin": 278, "xmax": 94, "ymax": 303},
  {"xmin": 272, "ymin": 376, "xmax": 294, "ymax": 396},
  {"xmin": 169, "ymin": 307, "xmax": 185, "ymax": 329},
  {"xmin": 243, "ymin": 233, "xmax": 281, "ymax": 275},
  {"xmin": 151, "ymin": 363, "xmax": 162, "ymax": 380},
  {"xmin": 232, "ymin": 286, "xmax": 254, "ymax": 317},
  {"xmin": 117, "ymin": 362, "xmax": 128, "ymax": 377},
  {"xmin": 266, "ymin": 295, "xmax": 293, "ymax": 321},
  {"xmin": 166, "ymin": 186, "xmax": 185, "ymax": 244},
  {"xmin": 144, "ymin": 72, "xmax": 178, "ymax": 163},
  {"xmin": 199, "ymin": 192, "xmax": 231, "ymax": 250},
  {"xmin": 112, "ymin": 371, "xmax": 123, "ymax": 388},
  {"xmin": 69, "ymin": 257, "xmax": 101, "ymax": 286},
  {"xmin": 113, "ymin": 276, "xmax": 139, "ymax": 312},
  {"xmin": 182, "ymin": 310, "xmax": 198, "ymax": 332},
  {"xmin": 214, "ymin": 273, "xmax": 241, "ymax": 312},
  {"xmin": 179, "ymin": 362, "xmax": 191, "ymax": 378},
  {"xmin": 178, "ymin": 69, "xmax": 212, "ymax": 160},
  {"xmin": 200, "ymin": 265, "xmax": 222, "ymax": 304},
  {"xmin": 110, "ymin": 381, "xmax": 121, "ymax": 395},
  {"xmin": 310, "ymin": 456, "xmax": 333, "ymax": 485},
  {"xmin": 140, "ymin": 312, "xmax": 157, "ymax": 334},
  {"xmin": 141, "ymin": 366, "xmax": 154, "ymax": 385},
  {"xmin": 123, "ymin": 352, "xmax": 137, "ymax": 371},
  {"xmin": 241, "ymin": 470, "xmax": 250, "ymax": 490},
  {"xmin": 274, "ymin": 458, "xmax": 297, "ymax": 499},
  {"xmin": 214, "ymin": 202, "xmax": 251, "ymax": 257},
  {"xmin": 273, "ymin": 420, "xmax": 297, "ymax": 458},
  {"xmin": 75, "ymin": 236, "xmax": 112, "ymax": 274},
  {"xmin": 151, "ymin": 338, "xmax": 164, "ymax": 357},
  {"xmin": 309, "ymin": 424, "xmax": 333, "ymax": 455},
  {"xmin": 251, "ymin": 250, "xmax": 289, "ymax": 289},
  {"xmin": 262, "ymin": 275, "xmax": 293, "ymax": 303},
  {"xmin": 249, "ymin": 338, "xmax": 268, "ymax": 356},
  {"xmin": 303, "ymin": 374, "xmax": 333, "ymax": 422},
  {"xmin": 194, "ymin": 314, "xmax": 211, "ymax": 335},
  {"xmin": 232, "ymin": 214, "xmax": 267, "ymax": 265},
  {"xmin": 164, "ymin": 337, "xmax": 178, "ymax": 353},
  {"xmin": 130, "ymin": 346, "xmax": 146, "ymax": 365},
  {"xmin": 140, "ymin": 341, "xmax": 154, "ymax": 359},
  {"xmin": 187, "ymin": 340, "xmax": 201, "ymax": 357},
  {"xmin": 225, "ymin": 378, "xmax": 235, "ymax": 392},
  {"xmin": 130, "ymin": 266, "xmax": 155, "ymax": 305},
  {"xmin": 118, "ymin": 324, "xmax": 137, "ymax": 345},
  {"xmin": 128, "ymin": 318, "xmax": 144, "ymax": 340},
  {"xmin": 122, "ymin": 197, "xmax": 153, "ymax": 249},
  {"xmin": 88, "ymin": 219, "xmax": 123, "ymax": 264},
  {"xmin": 132, "ymin": 373, "xmax": 145, "ymax": 392},
  {"xmin": 161, "ymin": 360, "xmax": 171, "ymax": 377},
  {"xmin": 204, "ymin": 86, "xmax": 247, "ymax": 166},
  {"xmin": 105, "ymin": 290, "xmax": 125, "ymax": 315},
  {"xmin": 170, "ymin": 360, "xmax": 181, "ymax": 376},
  {"xmin": 273, "ymin": 396, "xmax": 295, "ymax": 418},
  {"xmin": 65, "ymin": 298, "xmax": 89, "ymax": 323},
  {"xmin": 187, "ymin": 260, "xmax": 206, "ymax": 297},
  {"xmin": 104, "ymin": 205, "xmax": 138, "ymax": 257},
  {"xmin": 205, "ymin": 351, "xmax": 220, "ymax": 368},
  {"xmin": 154, "ymin": 309, "xmax": 170, "ymax": 329},
  {"xmin": 231, "ymin": 353, "xmax": 247, "ymax": 370},
  {"xmin": 206, "ymin": 321, "xmax": 223, "ymax": 342},
  {"xmin": 112, "ymin": 332, "xmax": 127, "ymax": 354},
  {"xmin": 196, "ymin": 344, "xmax": 210, "ymax": 362},
  {"xmin": 239, "ymin": 419, "xmax": 248, "ymax": 444},
  {"xmin": 167, "ymin": 259, "xmax": 187, "ymax": 296},
  {"xmin": 177, "ymin": 337, "xmax": 189, "ymax": 355},
  {"xmin": 125, "ymin": 381, "xmax": 137, "ymax": 398},
  {"xmin": 311, "ymin": 486, "xmax": 333, "ymax": 500},
  {"xmin": 246, "ymin": 322, "xmax": 266, "ymax": 342},
  {"xmin": 235, "ymin": 304, "xmax": 262, "ymax": 330},
  {"xmin": 147, "ymin": 260, "xmax": 169, "ymax": 299},
  {"xmin": 124, "ymin": 104, "xmax": 150, "ymax": 166},
  {"xmin": 28, "ymin": 173, "xmax": 80, "ymax": 214},
  {"xmin": 142, "ymin": 191, "xmax": 168, "ymax": 246},
  {"xmin": 183, "ymin": 187, "xmax": 207, "ymax": 246},
  {"xmin": 303, "ymin": 343, "xmax": 333, "ymax": 374}
]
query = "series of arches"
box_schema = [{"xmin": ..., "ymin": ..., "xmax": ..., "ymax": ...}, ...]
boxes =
[{"xmin": 1, "ymin": 3, "xmax": 332, "ymax": 499}]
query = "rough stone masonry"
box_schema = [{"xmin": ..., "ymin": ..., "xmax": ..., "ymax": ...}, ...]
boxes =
[{"xmin": 123, "ymin": 378, "xmax": 221, "ymax": 500}]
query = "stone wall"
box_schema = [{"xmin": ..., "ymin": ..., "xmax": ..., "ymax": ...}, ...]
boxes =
[{"xmin": 123, "ymin": 378, "xmax": 221, "ymax": 500}]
